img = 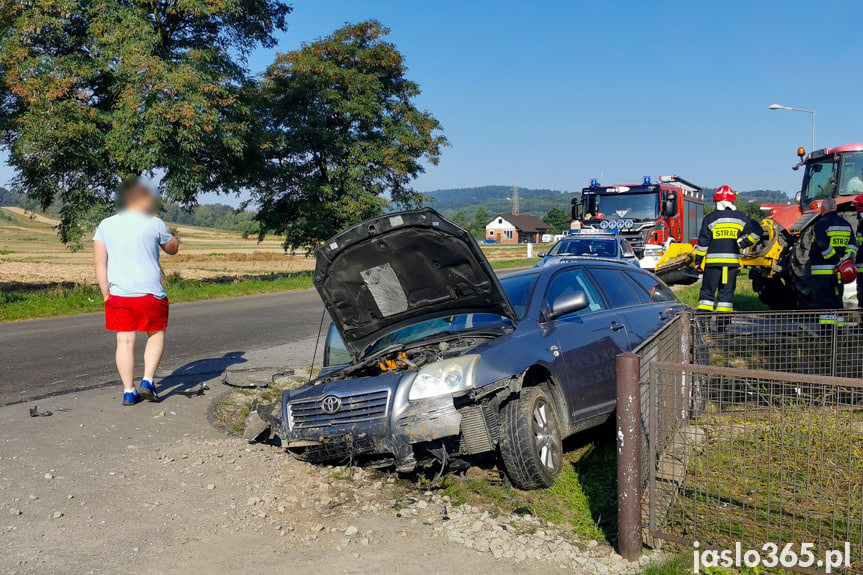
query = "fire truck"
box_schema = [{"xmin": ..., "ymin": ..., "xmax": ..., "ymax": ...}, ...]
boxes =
[{"xmin": 571, "ymin": 176, "xmax": 705, "ymax": 274}]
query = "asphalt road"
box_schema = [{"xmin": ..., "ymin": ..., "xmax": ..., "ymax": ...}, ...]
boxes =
[{"xmin": 0, "ymin": 290, "xmax": 325, "ymax": 406}]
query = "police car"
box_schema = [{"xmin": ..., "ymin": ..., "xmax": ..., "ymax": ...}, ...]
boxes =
[{"xmin": 535, "ymin": 229, "xmax": 640, "ymax": 268}]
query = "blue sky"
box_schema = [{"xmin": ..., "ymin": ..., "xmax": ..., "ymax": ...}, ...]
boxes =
[{"xmin": 3, "ymin": 0, "xmax": 862, "ymax": 201}]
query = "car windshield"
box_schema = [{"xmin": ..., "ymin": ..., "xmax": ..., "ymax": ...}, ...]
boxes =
[
  {"xmin": 590, "ymin": 192, "xmax": 658, "ymax": 220},
  {"xmin": 366, "ymin": 313, "xmax": 513, "ymax": 353},
  {"xmin": 548, "ymin": 237, "xmax": 619, "ymax": 258}
]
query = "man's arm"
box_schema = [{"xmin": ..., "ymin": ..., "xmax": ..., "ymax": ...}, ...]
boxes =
[
  {"xmin": 813, "ymin": 220, "xmax": 837, "ymax": 262},
  {"xmin": 161, "ymin": 236, "xmax": 179, "ymax": 255},
  {"xmin": 738, "ymin": 215, "xmax": 763, "ymax": 250},
  {"xmin": 94, "ymin": 240, "xmax": 110, "ymax": 300}
]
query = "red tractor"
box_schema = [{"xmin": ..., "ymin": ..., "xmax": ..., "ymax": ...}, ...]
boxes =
[{"xmin": 746, "ymin": 144, "xmax": 863, "ymax": 309}]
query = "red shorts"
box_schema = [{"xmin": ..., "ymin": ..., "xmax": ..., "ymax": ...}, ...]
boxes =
[{"xmin": 105, "ymin": 295, "xmax": 169, "ymax": 332}]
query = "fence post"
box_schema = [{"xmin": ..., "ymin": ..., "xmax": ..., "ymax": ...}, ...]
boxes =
[{"xmin": 616, "ymin": 352, "xmax": 642, "ymax": 562}]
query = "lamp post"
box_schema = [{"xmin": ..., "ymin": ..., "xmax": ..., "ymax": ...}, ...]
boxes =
[{"xmin": 768, "ymin": 104, "xmax": 815, "ymax": 152}]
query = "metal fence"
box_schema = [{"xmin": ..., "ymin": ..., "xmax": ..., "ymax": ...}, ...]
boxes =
[{"xmin": 620, "ymin": 310, "xmax": 863, "ymax": 574}]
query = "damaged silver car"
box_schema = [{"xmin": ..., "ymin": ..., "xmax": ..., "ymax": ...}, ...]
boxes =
[{"xmin": 275, "ymin": 208, "xmax": 684, "ymax": 489}]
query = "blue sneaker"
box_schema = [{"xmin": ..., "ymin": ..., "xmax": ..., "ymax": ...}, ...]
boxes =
[
  {"xmin": 122, "ymin": 391, "xmax": 142, "ymax": 406},
  {"xmin": 139, "ymin": 380, "xmax": 160, "ymax": 403}
]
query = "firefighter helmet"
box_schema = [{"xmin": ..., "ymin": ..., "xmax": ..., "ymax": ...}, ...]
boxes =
[
  {"xmin": 714, "ymin": 185, "xmax": 736, "ymax": 203},
  {"xmin": 854, "ymin": 194, "xmax": 863, "ymax": 212},
  {"xmin": 836, "ymin": 258, "xmax": 858, "ymax": 284}
]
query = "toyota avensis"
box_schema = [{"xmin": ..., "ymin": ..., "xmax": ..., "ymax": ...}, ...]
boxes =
[{"xmin": 275, "ymin": 208, "xmax": 684, "ymax": 489}]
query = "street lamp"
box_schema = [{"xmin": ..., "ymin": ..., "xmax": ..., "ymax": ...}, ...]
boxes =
[{"xmin": 768, "ymin": 104, "xmax": 815, "ymax": 152}]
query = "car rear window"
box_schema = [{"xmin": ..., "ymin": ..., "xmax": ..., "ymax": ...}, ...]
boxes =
[
  {"xmin": 625, "ymin": 271, "xmax": 677, "ymax": 303},
  {"xmin": 590, "ymin": 268, "xmax": 642, "ymax": 308}
]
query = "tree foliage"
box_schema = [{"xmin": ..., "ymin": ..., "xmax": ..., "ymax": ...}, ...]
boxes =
[
  {"xmin": 249, "ymin": 21, "xmax": 447, "ymax": 249},
  {"xmin": 542, "ymin": 207, "xmax": 567, "ymax": 233},
  {"xmin": 0, "ymin": 0, "xmax": 290, "ymax": 244}
]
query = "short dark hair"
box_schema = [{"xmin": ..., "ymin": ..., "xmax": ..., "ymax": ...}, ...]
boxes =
[{"xmin": 119, "ymin": 179, "xmax": 153, "ymax": 206}]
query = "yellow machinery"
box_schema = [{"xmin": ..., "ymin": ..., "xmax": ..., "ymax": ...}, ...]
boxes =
[{"xmin": 654, "ymin": 219, "xmax": 785, "ymax": 287}]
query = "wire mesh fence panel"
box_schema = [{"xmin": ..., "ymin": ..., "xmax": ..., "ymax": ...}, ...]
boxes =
[
  {"xmin": 647, "ymin": 362, "xmax": 863, "ymax": 574},
  {"xmin": 631, "ymin": 315, "xmax": 689, "ymax": 498},
  {"xmin": 691, "ymin": 310, "xmax": 863, "ymax": 379}
]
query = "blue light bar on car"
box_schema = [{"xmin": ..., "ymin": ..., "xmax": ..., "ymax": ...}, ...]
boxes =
[
  {"xmin": 643, "ymin": 176, "xmax": 651, "ymax": 185},
  {"xmin": 589, "ymin": 179, "xmax": 599, "ymax": 188}
]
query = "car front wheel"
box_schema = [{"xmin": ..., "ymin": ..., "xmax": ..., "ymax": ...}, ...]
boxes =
[{"xmin": 499, "ymin": 385, "xmax": 563, "ymax": 489}]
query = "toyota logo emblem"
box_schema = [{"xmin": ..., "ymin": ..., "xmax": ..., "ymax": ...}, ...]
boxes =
[{"xmin": 320, "ymin": 395, "xmax": 342, "ymax": 414}]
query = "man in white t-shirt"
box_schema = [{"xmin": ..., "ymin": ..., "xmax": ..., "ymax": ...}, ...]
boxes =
[{"xmin": 93, "ymin": 180, "xmax": 179, "ymax": 406}]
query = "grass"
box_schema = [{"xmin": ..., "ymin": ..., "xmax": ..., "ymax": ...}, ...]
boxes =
[
  {"xmin": 0, "ymin": 257, "xmax": 535, "ymax": 322},
  {"xmin": 675, "ymin": 270, "xmax": 768, "ymax": 311},
  {"xmin": 490, "ymin": 257, "xmax": 539, "ymax": 270},
  {"xmin": 670, "ymin": 407, "xmax": 863, "ymax": 554},
  {"xmin": 0, "ymin": 272, "xmax": 315, "ymax": 322},
  {"xmin": 442, "ymin": 427, "xmax": 618, "ymax": 541}
]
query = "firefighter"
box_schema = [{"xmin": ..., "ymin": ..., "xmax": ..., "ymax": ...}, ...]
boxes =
[
  {"xmin": 809, "ymin": 197, "xmax": 857, "ymax": 320},
  {"xmin": 693, "ymin": 186, "xmax": 762, "ymax": 312},
  {"xmin": 854, "ymin": 195, "xmax": 863, "ymax": 308}
]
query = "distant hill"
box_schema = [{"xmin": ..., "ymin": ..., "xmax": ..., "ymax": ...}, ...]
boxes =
[
  {"xmin": 703, "ymin": 188, "xmax": 790, "ymax": 205},
  {"xmin": 424, "ymin": 185, "xmax": 578, "ymax": 219}
]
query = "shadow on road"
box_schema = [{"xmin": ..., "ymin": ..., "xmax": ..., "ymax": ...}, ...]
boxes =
[{"xmin": 158, "ymin": 351, "xmax": 247, "ymax": 399}]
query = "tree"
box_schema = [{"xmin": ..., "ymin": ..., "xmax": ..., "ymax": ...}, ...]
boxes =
[
  {"xmin": 472, "ymin": 206, "xmax": 490, "ymax": 236},
  {"xmin": 249, "ymin": 21, "xmax": 447, "ymax": 249},
  {"xmin": 449, "ymin": 210, "xmax": 468, "ymax": 227},
  {"xmin": 542, "ymin": 207, "xmax": 567, "ymax": 233},
  {"xmin": 0, "ymin": 0, "xmax": 291, "ymax": 245}
]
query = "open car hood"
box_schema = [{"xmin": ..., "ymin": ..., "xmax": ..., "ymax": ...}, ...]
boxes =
[{"xmin": 314, "ymin": 208, "xmax": 518, "ymax": 360}]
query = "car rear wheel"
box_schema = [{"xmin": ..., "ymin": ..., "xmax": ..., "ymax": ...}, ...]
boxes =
[{"xmin": 499, "ymin": 385, "xmax": 563, "ymax": 489}]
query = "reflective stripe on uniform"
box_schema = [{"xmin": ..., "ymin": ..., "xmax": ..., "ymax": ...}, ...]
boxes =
[
  {"xmin": 819, "ymin": 314, "xmax": 845, "ymax": 327},
  {"xmin": 716, "ymin": 304, "xmax": 734, "ymax": 313},
  {"xmin": 705, "ymin": 253, "xmax": 740, "ymax": 264},
  {"xmin": 697, "ymin": 300, "xmax": 714, "ymax": 311},
  {"xmin": 721, "ymin": 266, "xmax": 728, "ymax": 285},
  {"xmin": 707, "ymin": 217, "xmax": 746, "ymax": 229},
  {"xmin": 822, "ymin": 245, "xmax": 837, "ymax": 259},
  {"xmin": 811, "ymin": 264, "xmax": 835, "ymax": 275},
  {"xmin": 857, "ymin": 265, "xmax": 863, "ymax": 273},
  {"xmin": 746, "ymin": 232, "xmax": 760, "ymax": 243},
  {"xmin": 847, "ymin": 243, "xmax": 859, "ymax": 254}
]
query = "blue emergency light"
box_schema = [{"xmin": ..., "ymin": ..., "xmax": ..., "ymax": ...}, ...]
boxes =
[
  {"xmin": 643, "ymin": 176, "xmax": 651, "ymax": 185},
  {"xmin": 589, "ymin": 179, "xmax": 599, "ymax": 188}
]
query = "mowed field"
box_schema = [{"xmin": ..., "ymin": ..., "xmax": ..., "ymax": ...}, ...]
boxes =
[{"xmin": 0, "ymin": 207, "xmax": 541, "ymax": 289}]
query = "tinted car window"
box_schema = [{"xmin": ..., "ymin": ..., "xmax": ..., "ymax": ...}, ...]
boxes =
[
  {"xmin": 625, "ymin": 271, "xmax": 677, "ymax": 303},
  {"xmin": 591, "ymin": 268, "xmax": 642, "ymax": 308},
  {"xmin": 545, "ymin": 268, "xmax": 604, "ymax": 315},
  {"xmin": 500, "ymin": 272, "xmax": 539, "ymax": 318}
]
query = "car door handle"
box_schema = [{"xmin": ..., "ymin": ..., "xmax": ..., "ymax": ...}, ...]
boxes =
[{"xmin": 610, "ymin": 321, "xmax": 625, "ymax": 332}]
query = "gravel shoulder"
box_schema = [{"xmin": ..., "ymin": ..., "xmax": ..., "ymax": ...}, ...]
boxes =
[{"xmin": 0, "ymin": 342, "xmax": 652, "ymax": 575}]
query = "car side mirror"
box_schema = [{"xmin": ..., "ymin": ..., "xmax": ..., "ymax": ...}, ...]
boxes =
[
  {"xmin": 547, "ymin": 291, "xmax": 589, "ymax": 320},
  {"xmin": 795, "ymin": 191, "xmax": 802, "ymax": 204},
  {"xmin": 537, "ymin": 251, "xmax": 547, "ymax": 257}
]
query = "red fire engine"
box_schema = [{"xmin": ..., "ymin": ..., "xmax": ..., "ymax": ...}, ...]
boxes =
[{"xmin": 571, "ymin": 175, "xmax": 705, "ymax": 271}]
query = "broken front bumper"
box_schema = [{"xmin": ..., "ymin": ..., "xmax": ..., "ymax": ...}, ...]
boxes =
[{"xmin": 278, "ymin": 374, "xmax": 498, "ymax": 471}]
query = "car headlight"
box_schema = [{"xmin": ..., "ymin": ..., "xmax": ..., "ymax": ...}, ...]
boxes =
[{"xmin": 408, "ymin": 354, "xmax": 479, "ymax": 401}]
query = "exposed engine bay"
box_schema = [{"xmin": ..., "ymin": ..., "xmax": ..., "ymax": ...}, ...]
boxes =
[{"xmin": 314, "ymin": 330, "xmax": 507, "ymax": 383}]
